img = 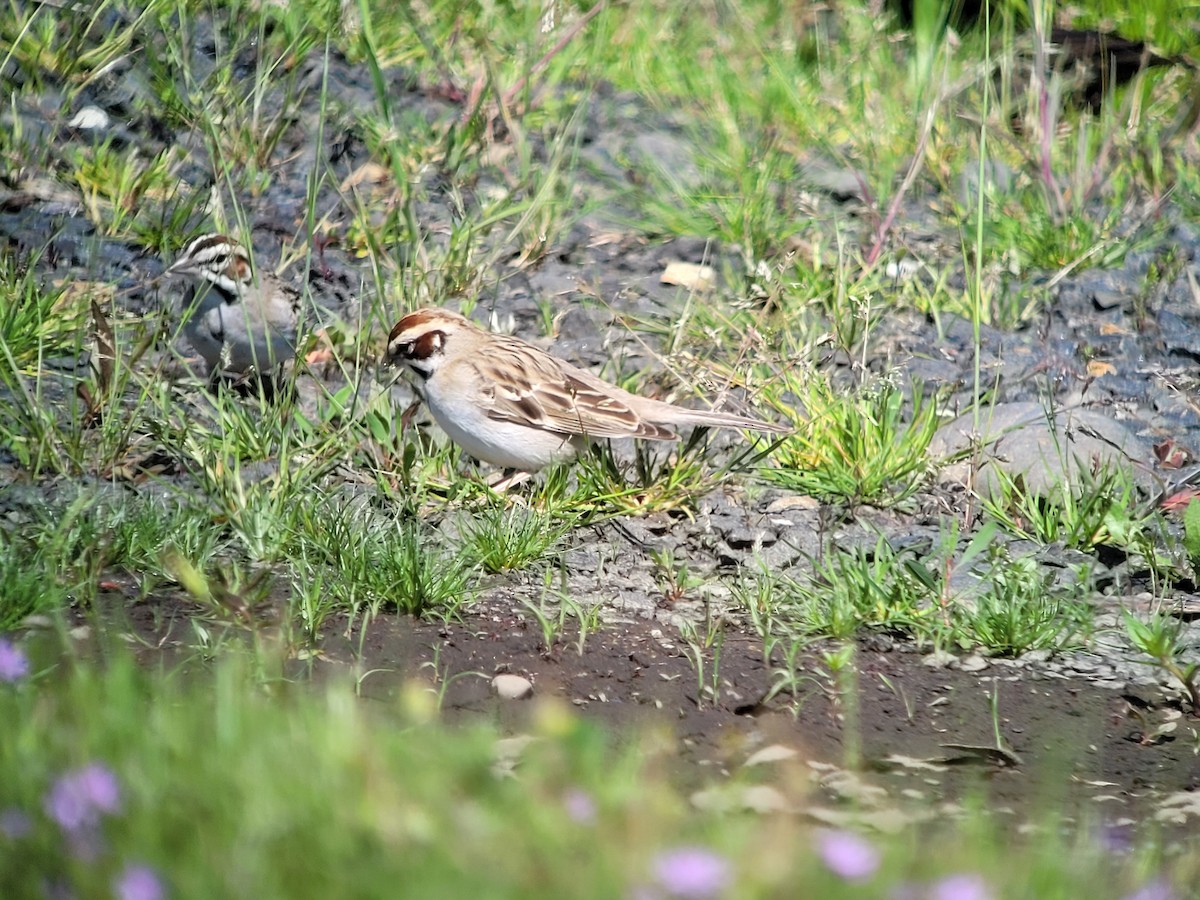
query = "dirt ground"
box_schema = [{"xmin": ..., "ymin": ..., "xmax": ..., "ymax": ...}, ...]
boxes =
[{"xmin": 96, "ymin": 584, "xmax": 1200, "ymax": 842}]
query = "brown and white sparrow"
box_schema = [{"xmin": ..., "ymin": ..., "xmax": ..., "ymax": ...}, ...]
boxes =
[
  {"xmin": 164, "ymin": 233, "xmax": 303, "ymax": 378},
  {"xmin": 387, "ymin": 307, "xmax": 788, "ymax": 485}
]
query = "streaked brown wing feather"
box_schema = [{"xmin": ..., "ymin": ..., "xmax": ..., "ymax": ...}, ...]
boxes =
[{"xmin": 472, "ymin": 337, "xmax": 678, "ymax": 441}]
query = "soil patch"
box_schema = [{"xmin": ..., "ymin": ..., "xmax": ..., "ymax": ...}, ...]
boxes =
[{"xmin": 95, "ymin": 589, "xmax": 1200, "ymax": 841}]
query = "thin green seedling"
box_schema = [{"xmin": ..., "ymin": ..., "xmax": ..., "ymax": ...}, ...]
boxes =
[
  {"xmin": 737, "ymin": 566, "xmax": 823, "ymax": 712},
  {"xmin": 560, "ymin": 594, "xmax": 603, "ymax": 657},
  {"xmin": 1122, "ymin": 609, "xmax": 1200, "ymax": 716},
  {"xmin": 820, "ymin": 642, "xmax": 860, "ymax": 768},
  {"xmin": 738, "ymin": 566, "xmax": 782, "ymax": 648},
  {"xmin": 705, "ymin": 623, "xmax": 725, "ymax": 707},
  {"xmin": 517, "ymin": 593, "xmax": 568, "ymax": 656},
  {"xmin": 759, "ymin": 633, "xmax": 821, "ymax": 717},
  {"xmin": 677, "ymin": 601, "xmax": 727, "ymax": 709},
  {"xmin": 988, "ymin": 680, "xmax": 1005, "ymax": 752},
  {"xmin": 353, "ymin": 667, "xmax": 395, "ymax": 698},
  {"xmin": 419, "ymin": 647, "xmax": 490, "ymax": 712},
  {"xmin": 649, "ymin": 548, "xmax": 704, "ymax": 606},
  {"xmin": 878, "ymin": 673, "xmax": 915, "ymax": 723},
  {"xmin": 534, "ymin": 296, "xmax": 560, "ymax": 340},
  {"xmin": 289, "ymin": 561, "xmax": 339, "ymax": 643},
  {"xmin": 347, "ymin": 597, "xmax": 385, "ymax": 660},
  {"xmin": 916, "ymin": 518, "xmax": 988, "ymax": 628}
]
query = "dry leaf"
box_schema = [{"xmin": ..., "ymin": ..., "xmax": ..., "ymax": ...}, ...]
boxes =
[
  {"xmin": 660, "ymin": 261, "xmax": 716, "ymax": 291},
  {"xmin": 1160, "ymin": 488, "xmax": 1200, "ymax": 512},
  {"xmin": 1154, "ymin": 438, "xmax": 1192, "ymax": 469},
  {"xmin": 339, "ymin": 162, "xmax": 391, "ymax": 192}
]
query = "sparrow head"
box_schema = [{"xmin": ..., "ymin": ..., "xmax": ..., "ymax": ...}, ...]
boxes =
[
  {"xmin": 386, "ymin": 308, "xmax": 471, "ymax": 381},
  {"xmin": 166, "ymin": 233, "xmax": 254, "ymax": 297}
]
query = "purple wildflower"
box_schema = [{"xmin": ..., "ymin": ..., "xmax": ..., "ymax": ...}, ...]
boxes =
[
  {"xmin": 563, "ymin": 788, "xmax": 596, "ymax": 825},
  {"xmin": 0, "ymin": 638, "xmax": 29, "ymax": 682},
  {"xmin": 816, "ymin": 830, "xmax": 880, "ymax": 882},
  {"xmin": 114, "ymin": 864, "xmax": 167, "ymax": 900},
  {"xmin": 44, "ymin": 763, "xmax": 121, "ymax": 833},
  {"xmin": 1097, "ymin": 822, "xmax": 1134, "ymax": 855},
  {"xmin": 1124, "ymin": 881, "xmax": 1176, "ymax": 900},
  {"xmin": 930, "ymin": 873, "xmax": 993, "ymax": 900},
  {"xmin": 651, "ymin": 846, "xmax": 732, "ymax": 899},
  {"xmin": 0, "ymin": 808, "xmax": 32, "ymax": 839}
]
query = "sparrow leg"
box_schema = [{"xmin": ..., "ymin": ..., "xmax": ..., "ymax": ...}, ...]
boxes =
[
  {"xmin": 264, "ymin": 364, "xmax": 300, "ymax": 404},
  {"xmin": 256, "ymin": 371, "xmax": 279, "ymax": 404},
  {"xmin": 487, "ymin": 468, "xmax": 534, "ymax": 492},
  {"xmin": 223, "ymin": 368, "xmax": 270, "ymax": 400},
  {"xmin": 204, "ymin": 365, "xmax": 227, "ymax": 394}
]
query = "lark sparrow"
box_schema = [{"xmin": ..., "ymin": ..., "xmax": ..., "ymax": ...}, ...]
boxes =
[
  {"xmin": 386, "ymin": 307, "xmax": 788, "ymax": 485},
  {"xmin": 165, "ymin": 233, "xmax": 303, "ymax": 378}
]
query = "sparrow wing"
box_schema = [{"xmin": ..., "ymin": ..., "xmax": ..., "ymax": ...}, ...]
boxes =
[{"xmin": 473, "ymin": 338, "xmax": 678, "ymax": 441}]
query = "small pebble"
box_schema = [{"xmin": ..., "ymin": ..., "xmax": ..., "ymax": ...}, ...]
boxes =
[
  {"xmin": 492, "ymin": 673, "xmax": 534, "ymax": 700},
  {"xmin": 68, "ymin": 106, "xmax": 110, "ymax": 130},
  {"xmin": 743, "ymin": 744, "xmax": 798, "ymax": 767}
]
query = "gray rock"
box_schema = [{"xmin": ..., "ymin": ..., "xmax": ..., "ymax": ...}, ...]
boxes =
[
  {"xmin": 725, "ymin": 525, "xmax": 776, "ymax": 551},
  {"xmin": 1158, "ymin": 309, "xmax": 1200, "ymax": 360},
  {"xmin": 931, "ymin": 401, "xmax": 1153, "ymax": 498},
  {"xmin": 628, "ymin": 131, "xmax": 702, "ymax": 190},
  {"xmin": 1065, "ymin": 269, "xmax": 1137, "ymax": 310},
  {"xmin": 798, "ymin": 155, "xmax": 867, "ymax": 201},
  {"xmin": 957, "ymin": 654, "xmax": 990, "ymax": 672}
]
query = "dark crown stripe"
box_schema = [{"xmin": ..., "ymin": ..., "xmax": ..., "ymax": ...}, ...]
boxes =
[{"xmin": 185, "ymin": 234, "xmax": 236, "ymax": 258}]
